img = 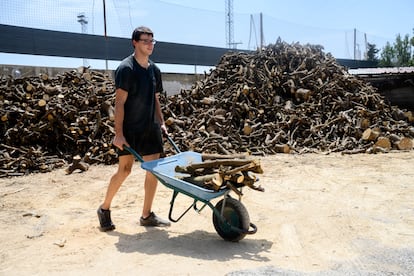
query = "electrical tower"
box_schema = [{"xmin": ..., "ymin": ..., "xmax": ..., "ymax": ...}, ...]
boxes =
[
  {"xmin": 77, "ymin": 13, "xmax": 89, "ymax": 67},
  {"xmin": 225, "ymin": 0, "xmax": 234, "ymax": 48},
  {"xmin": 225, "ymin": 0, "xmax": 241, "ymax": 49}
]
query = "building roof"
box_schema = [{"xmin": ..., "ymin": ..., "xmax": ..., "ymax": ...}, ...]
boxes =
[{"xmin": 349, "ymin": 67, "xmax": 414, "ymax": 76}]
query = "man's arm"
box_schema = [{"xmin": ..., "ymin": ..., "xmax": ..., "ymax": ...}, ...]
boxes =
[
  {"xmin": 112, "ymin": 88, "xmax": 128, "ymax": 149},
  {"xmin": 155, "ymin": 92, "xmax": 167, "ymax": 134}
]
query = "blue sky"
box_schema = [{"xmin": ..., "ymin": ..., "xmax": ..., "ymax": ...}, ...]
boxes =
[{"xmin": 0, "ymin": 0, "xmax": 413, "ymax": 73}]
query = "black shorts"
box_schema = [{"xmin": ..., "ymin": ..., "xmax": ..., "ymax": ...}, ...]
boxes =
[{"xmin": 118, "ymin": 124, "xmax": 164, "ymax": 157}]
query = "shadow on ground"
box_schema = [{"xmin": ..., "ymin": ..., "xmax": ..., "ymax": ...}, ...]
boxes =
[{"xmin": 109, "ymin": 228, "xmax": 272, "ymax": 262}]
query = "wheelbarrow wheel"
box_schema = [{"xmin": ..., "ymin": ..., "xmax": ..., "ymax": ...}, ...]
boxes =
[{"xmin": 212, "ymin": 197, "xmax": 250, "ymax": 242}]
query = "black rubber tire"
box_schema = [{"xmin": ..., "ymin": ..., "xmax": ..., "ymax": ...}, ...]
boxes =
[{"xmin": 212, "ymin": 197, "xmax": 250, "ymax": 242}]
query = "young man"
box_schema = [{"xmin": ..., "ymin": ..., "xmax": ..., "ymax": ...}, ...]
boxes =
[{"xmin": 97, "ymin": 26, "xmax": 170, "ymax": 231}]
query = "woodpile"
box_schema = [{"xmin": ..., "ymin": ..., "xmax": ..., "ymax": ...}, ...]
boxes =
[
  {"xmin": 162, "ymin": 39, "xmax": 414, "ymax": 155},
  {"xmin": 0, "ymin": 68, "xmax": 116, "ymax": 177},
  {"xmin": 1, "ymin": 40, "xmax": 413, "ymax": 177}
]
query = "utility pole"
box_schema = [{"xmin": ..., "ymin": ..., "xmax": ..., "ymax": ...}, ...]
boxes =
[
  {"xmin": 77, "ymin": 13, "xmax": 88, "ymax": 67},
  {"xmin": 103, "ymin": 0, "xmax": 108, "ymax": 70},
  {"xmin": 364, "ymin": 33, "xmax": 368, "ymax": 60},
  {"xmin": 260, "ymin": 12, "xmax": 264, "ymax": 50},
  {"xmin": 353, "ymin": 28, "xmax": 356, "ymax": 60}
]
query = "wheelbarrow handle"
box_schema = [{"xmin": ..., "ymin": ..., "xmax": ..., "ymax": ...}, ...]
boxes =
[
  {"xmin": 123, "ymin": 134, "xmax": 181, "ymax": 163},
  {"xmin": 164, "ymin": 133, "xmax": 181, "ymax": 153}
]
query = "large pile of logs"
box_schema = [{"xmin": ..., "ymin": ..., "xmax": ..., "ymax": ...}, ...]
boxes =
[
  {"xmin": 0, "ymin": 68, "xmax": 116, "ymax": 177},
  {"xmin": 1, "ymin": 40, "xmax": 414, "ymax": 177},
  {"xmin": 162, "ymin": 39, "xmax": 414, "ymax": 155}
]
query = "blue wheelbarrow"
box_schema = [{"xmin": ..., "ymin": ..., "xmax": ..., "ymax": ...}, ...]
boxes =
[{"xmin": 124, "ymin": 136, "xmax": 257, "ymax": 242}]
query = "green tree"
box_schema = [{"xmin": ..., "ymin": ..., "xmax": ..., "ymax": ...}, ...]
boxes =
[
  {"xmin": 366, "ymin": 42, "xmax": 379, "ymax": 62},
  {"xmin": 410, "ymin": 28, "xmax": 414, "ymax": 65},
  {"xmin": 394, "ymin": 34, "xmax": 411, "ymax": 66},
  {"xmin": 379, "ymin": 42, "xmax": 395, "ymax": 67},
  {"xmin": 411, "ymin": 28, "xmax": 414, "ymax": 47},
  {"xmin": 379, "ymin": 31, "xmax": 413, "ymax": 67}
]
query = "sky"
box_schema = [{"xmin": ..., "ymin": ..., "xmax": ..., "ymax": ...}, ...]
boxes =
[{"xmin": 0, "ymin": 0, "xmax": 413, "ymax": 73}]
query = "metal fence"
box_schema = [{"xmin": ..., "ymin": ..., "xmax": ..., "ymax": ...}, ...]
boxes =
[{"xmin": 0, "ymin": 24, "xmax": 377, "ymax": 69}]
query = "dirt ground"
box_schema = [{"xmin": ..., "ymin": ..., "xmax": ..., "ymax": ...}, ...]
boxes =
[{"xmin": 1, "ymin": 151, "xmax": 414, "ymax": 275}]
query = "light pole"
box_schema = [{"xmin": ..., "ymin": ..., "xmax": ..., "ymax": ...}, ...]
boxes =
[{"xmin": 77, "ymin": 13, "xmax": 89, "ymax": 67}]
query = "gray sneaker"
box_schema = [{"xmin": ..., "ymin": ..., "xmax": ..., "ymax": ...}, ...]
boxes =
[{"xmin": 140, "ymin": 212, "xmax": 171, "ymax": 227}]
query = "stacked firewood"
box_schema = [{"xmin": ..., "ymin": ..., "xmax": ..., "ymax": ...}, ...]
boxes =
[
  {"xmin": 162, "ymin": 40, "xmax": 414, "ymax": 155},
  {"xmin": 0, "ymin": 68, "xmax": 116, "ymax": 177},
  {"xmin": 175, "ymin": 153, "xmax": 264, "ymax": 193},
  {"xmin": 1, "ymin": 40, "xmax": 414, "ymax": 177}
]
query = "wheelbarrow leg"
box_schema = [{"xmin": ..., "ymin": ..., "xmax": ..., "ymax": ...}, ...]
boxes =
[{"xmin": 168, "ymin": 190, "xmax": 201, "ymax": 223}]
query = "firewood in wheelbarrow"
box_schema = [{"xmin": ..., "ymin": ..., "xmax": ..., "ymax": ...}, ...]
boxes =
[
  {"xmin": 65, "ymin": 155, "xmax": 89, "ymax": 174},
  {"xmin": 175, "ymin": 159, "xmax": 263, "ymax": 175},
  {"xmin": 223, "ymin": 171, "xmax": 244, "ymax": 184},
  {"xmin": 221, "ymin": 159, "xmax": 264, "ymax": 174},
  {"xmin": 226, "ymin": 182, "xmax": 243, "ymax": 197},
  {"xmin": 181, "ymin": 173, "xmax": 223, "ymax": 191},
  {"xmin": 241, "ymin": 171, "xmax": 264, "ymax": 192}
]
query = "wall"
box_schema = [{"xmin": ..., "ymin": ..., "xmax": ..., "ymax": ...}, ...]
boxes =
[{"xmin": 1, "ymin": 64, "xmax": 200, "ymax": 96}]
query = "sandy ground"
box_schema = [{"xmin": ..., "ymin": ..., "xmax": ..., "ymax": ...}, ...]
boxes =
[{"xmin": 1, "ymin": 151, "xmax": 414, "ymax": 275}]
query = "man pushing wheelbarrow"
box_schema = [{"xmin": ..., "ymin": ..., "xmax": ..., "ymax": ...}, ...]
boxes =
[
  {"xmin": 97, "ymin": 26, "xmax": 170, "ymax": 230},
  {"xmin": 97, "ymin": 26, "xmax": 263, "ymax": 242}
]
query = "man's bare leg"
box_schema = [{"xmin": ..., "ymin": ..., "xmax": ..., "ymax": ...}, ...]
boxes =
[
  {"xmin": 141, "ymin": 153, "xmax": 160, "ymax": 218},
  {"xmin": 101, "ymin": 154, "xmax": 134, "ymax": 210}
]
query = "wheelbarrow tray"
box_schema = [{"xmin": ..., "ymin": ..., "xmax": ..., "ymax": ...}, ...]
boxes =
[{"xmin": 141, "ymin": 151, "xmax": 228, "ymax": 202}]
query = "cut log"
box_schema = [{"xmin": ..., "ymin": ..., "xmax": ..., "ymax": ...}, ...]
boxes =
[
  {"xmin": 223, "ymin": 159, "xmax": 263, "ymax": 174},
  {"xmin": 274, "ymin": 144, "xmax": 291, "ymax": 153},
  {"xmin": 293, "ymin": 88, "xmax": 312, "ymax": 102},
  {"xmin": 374, "ymin": 136, "xmax": 391, "ymax": 150},
  {"xmin": 182, "ymin": 173, "xmax": 223, "ymax": 191},
  {"xmin": 243, "ymin": 122, "xmax": 253, "ymax": 135},
  {"xmin": 395, "ymin": 137, "xmax": 413, "ymax": 150},
  {"xmin": 65, "ymin": 155, "xmax": 89, "ymax": 174},
  {"xmin": 362, "ymin": 128, "xmax": 380, "ymax": 141},
  {"xmin": 101, "ymin": 101, "xmax": 115, "ymax": 121},
  {"xmin": 241, "ymin": 171, "xmax": 264, "ymax": 192},
  {"xmin": 175, "ymin": 159, "xmax": 256, "ymax": 174},
  {"xmin": 1, "ymin": 114, "xmax": 8, "ymax": 122},
  {"xmin": 360, "ymin": 118, "xmax": 371, "ymax": 129},
  {"xmin": 194, "ymin": 173, "xmax": 222, "ymax": 185},
  {"xmin": 38, "ymin": 99, "xmax": 47, "ymax": 107},
  {"xmin": 226, "ymin": 171, "xmax": 244, "ymax": 184},
  {"xmin": 404, "ymin": 111, "xmax": 414, "ymax": 123},
  {"xmin": 165, "ymin": 117, "xmax": 186, "ymax": 127}
]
